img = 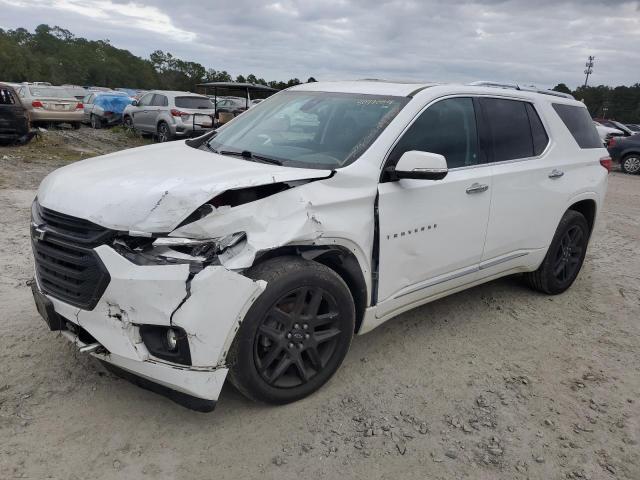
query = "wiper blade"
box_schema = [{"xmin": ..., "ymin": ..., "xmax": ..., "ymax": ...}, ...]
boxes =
[{"xmin": 217, "ymin": 149, "xmax": 282, "ymax": 165}]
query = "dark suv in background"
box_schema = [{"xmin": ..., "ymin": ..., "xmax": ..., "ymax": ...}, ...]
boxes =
[{"xmin": 608, "ymin": 134, "xmax": 640, "ymax": 174}]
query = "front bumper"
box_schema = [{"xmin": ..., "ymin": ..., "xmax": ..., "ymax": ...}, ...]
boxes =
[{"xmin": 33, "ymin": 245, "xmax": 265, "ymax": 409}]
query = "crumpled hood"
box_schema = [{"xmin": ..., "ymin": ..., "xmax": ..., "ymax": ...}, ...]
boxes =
[{"xmin": 37, "ymin": 141, "xmax": 331, "ymax": 233}]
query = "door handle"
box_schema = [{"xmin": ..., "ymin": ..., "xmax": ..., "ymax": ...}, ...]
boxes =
[
  {"xmin": 466, "ymin": 183, "xmax": 489, "ymax": 194},
  {"xmin": 548, "ymin": 169, "xmax": 564, "ymax": 179}
]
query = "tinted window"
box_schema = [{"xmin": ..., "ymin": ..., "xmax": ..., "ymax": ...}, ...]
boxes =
[
  {"xmin": 151, "ymin": 94, "xmax": 168, "ymax": 107},
  {"xmin": 388, "ymin": 97, "xmax": 480, "ymax": 169},
  {"xmin": 175, "ymin": 96, "xmax": 213, "ymax": 109},
  {"xmin": 552, "ymin": 104, "xmax": 601, "ymax": 148},
  {"xmin": 526, "ymin": 103, "xmax": 549, "ymax": 155},
  {"xmin": 481, "ymin": 98, "xmax": 533, "ymax": 162}
]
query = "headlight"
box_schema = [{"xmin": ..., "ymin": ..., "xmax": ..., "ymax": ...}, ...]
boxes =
[{"xmin": 114, "ymin": 232, "xmax": 246, "ymax": 266}]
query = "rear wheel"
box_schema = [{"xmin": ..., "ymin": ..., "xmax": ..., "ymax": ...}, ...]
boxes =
[
  {"xmin": 525, "ymin": 210, "xmax": 589, "ymax": 294},
  {"xmin": 123, "ymin": 115, "xmax": 133, "ymax": 130},
  {"xmin": 228, "ymin": 257, "xmax": 355, "ymax": 404},
  {"xmin": 621, "ymin": 154, "xmax": 640, "ymax": 174},
  {"xmin": 156, "ymin": 122, "xmax": 172, "ymax": 142}
]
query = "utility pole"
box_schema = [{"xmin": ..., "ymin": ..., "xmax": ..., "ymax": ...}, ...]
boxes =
[{"xmin": 584, "ymin": 56, "xmax": 594, "ymax": 87}]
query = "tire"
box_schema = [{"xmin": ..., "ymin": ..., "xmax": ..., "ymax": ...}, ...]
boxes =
[
  {"xmin": 123, "ymin": 115, "xmax": 133, "ymax": 130},
  {"xmin": 524, "ymin": 210, "xmax": 590, "ymax": 295},
  {"xmin": 620, "ymin": 154, "xmax": 640, "ymax": 174},
  {"xmin": 90, "ymin": 114, "xmax": 101, "ymax": 129},
  {"xmin": 156, "ymin": 122, "xmax": 172, "ymax": 142},
  {"xmin": 228, "ymin": 256, "xmax": 355, "ymax": 404}
]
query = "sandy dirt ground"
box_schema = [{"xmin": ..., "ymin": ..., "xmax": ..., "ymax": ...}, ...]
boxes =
[{"xmin": 0, "ymin": 128, "xmax": 638, "ymax": 480}]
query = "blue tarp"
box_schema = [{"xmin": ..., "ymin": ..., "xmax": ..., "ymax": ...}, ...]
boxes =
[{"xmin": 94, "ymin": 95, "xmax": 133, "ymax": 114}]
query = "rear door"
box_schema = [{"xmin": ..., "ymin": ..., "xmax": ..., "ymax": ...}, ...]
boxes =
[
  {"xmin": 132, "ymin": 93, "xmax": 154, "ymax": 131},
  {"xmin": 0, "ymin": 86, "xmax": 27, "ymax": 138},
  {"xmin": 83, "ymin": 94, "xmax": 95, "ymax": 122},
  {"xmin": 478, "ymin": 97, "xmax": 562, "ymax": 270},
  {"xmin": 376, "ymin": 97, "xmax": 492, "ymax": 317},
  {"xmin": 149, "ymin": 93, "xmax": 168, "ymax": 129}
]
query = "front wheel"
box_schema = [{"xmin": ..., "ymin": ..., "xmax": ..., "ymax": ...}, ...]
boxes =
[
  {"xmin": 525, "ymin": 210, "xmax": 590, "ymax": 295},
  {"xmin": 123, "ymin": 115, "xmax": 133, "ymax": 130},
  {"xmin": 228, "ymin": 257, "xmax": 355, "ymax": 404},
  {"xmin": 621, "ymin": 154, "xmax": 640, "ymax": 174}
]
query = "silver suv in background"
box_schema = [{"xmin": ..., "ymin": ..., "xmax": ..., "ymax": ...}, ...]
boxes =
[{"xmin": 122, "ymin": 91, "xmax": 215, "ymax": 142}]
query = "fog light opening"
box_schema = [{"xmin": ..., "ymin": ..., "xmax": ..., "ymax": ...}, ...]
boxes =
[{"xmin": 166, "ymin": 328, "xmax": 178, "ymax": 351}]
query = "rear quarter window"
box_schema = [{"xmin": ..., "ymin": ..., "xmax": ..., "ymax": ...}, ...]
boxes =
[
  {"xmin": 175, "ymin": 96, "xmax": 214, "ymax": 109},
  {"xmin": 552, "ymin": 104, "xmax": 602, "ymax": 149}
]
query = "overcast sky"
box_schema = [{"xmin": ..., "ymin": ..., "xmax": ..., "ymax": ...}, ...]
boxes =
[{"xmin": 1, "ymin": 0, "xmax": 639, "ymax": 88}]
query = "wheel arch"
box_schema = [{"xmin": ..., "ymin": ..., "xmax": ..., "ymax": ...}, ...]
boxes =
[
  {"xmin": 567, "ymin": 198, "xmax": 597, "ymax": 236},
  {"xmin": 251, "ymin": 245, "xmax": 369, "ymax": 334}
]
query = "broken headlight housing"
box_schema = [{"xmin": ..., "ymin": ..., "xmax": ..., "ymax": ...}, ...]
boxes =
[{"xmin": 114, "ymin": 232, "xmax": 246, "ymax": 266}]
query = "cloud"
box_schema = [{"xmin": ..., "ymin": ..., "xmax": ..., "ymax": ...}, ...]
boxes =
[{"xmin": 1, "ymin": 0, "xmax": 638, "ymax": 88}]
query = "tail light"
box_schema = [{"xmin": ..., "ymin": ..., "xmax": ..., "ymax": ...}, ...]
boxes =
[
  {"xmin": 105, "ymin": 111, "xmax": 114, "ymax": 116},
  {"xmin": 170, "ymin": 109, "xmax": 188, "ymax": 117},
  {"xmin": 600, "ymin": 156, "xmax": 612, "ymax": 173},
  {"xmin": 32, "ymin": 100, "xmax": 43, "ymax": 108},
  {"xmin": 75, "ymin": 102, "xmax": 83, "ymax": 110},
  {"xmin": 607, "ymin": 137, "xmax": 616, "ymax": 147}
]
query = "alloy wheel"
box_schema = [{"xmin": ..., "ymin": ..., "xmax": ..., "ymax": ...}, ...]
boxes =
[
  {"xmin": 552, "ymin": 225, "xmax": 584, "ymax": 283},
  {"xmin": 253, "ymin": 286, "xmax": 342, "ymax": 388},
  {"xmin": 623, "ymin": 156, "xmax": 640, "ymax": 174},
  {"xmin": 158, "ymin": 124, "xmax": 169, "ymax": 142}
]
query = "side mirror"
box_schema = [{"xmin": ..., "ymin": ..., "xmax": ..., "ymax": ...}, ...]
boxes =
[
  {"xmin": 388, "ymin": 151, "xmax": 448, "ymax": 181},
  {"xmin": 131, "ymin": 100, "xmax": 139, "ymax": 107}
]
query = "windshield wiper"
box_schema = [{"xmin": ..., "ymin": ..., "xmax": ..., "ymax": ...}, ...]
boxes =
[{"xmin": 217, "ymin": 149, "xmax": 282, "ymax": 166}]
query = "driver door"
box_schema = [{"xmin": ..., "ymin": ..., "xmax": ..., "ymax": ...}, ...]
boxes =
[{"xmin": 376, "ymin": 97, "xmax": 493, "ymax": 318}]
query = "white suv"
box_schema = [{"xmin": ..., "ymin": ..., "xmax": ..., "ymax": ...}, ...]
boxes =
[{"xmin": 31, "ymin": 81, "xmax": 609, "ymax": 411}]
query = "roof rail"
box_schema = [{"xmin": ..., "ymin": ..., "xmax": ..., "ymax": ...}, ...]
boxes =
[{"xmin": 468, "ymin": 81, "xmax": 574, "ymax": 99}]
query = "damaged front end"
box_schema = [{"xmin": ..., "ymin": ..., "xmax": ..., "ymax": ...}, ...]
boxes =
[{"xmin": 30, "ymin": 200, "xmax": 267, "ymax": 411}]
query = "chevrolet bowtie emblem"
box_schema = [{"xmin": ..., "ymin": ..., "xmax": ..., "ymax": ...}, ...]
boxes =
[{"xmin": 32, "ymin": 223, "xmax": 46, "ymax": 241}]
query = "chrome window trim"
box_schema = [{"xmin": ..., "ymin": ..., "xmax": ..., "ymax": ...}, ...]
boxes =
[{"xmin": 380, "ymin": 93, "xmax": 554, "ymax": 174}]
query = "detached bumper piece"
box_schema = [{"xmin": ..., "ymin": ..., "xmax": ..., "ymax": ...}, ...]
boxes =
[{"xmin": 100, "ymin": 362, "xmax": 217, "ymax": 412}]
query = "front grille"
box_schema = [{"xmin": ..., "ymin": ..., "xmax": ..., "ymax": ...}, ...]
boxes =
[{"xmin": 31, "ymin": 202, "xmax": 113, "ymax": 310}]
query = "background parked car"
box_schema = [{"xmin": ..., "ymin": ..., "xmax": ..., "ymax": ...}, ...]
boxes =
[
  {"xmin": 625, "ymin": 123, "xmax": 640, "ymax": 133},
  {"xmin": 608, "ymin": 134, "xmax": 640, "ymax": 174},
  {"xmin": 593, "ymin": 121, "xmax": 623, "ymax": 146},
  {"xmin": 594, "ymin": 118, "xmax": 636, "ymax": 137},
  {"xmin": 62, "ymin": 85, "xmax": 89, "ymax": 101},
  {"xmin": 83, "ymin": 91, "xmax": 132, "ymax": 128},
  {"xmin": 122, "ymin": 91, "xmax": 215, "ymax": 142},
  {"xmin": 115, "ymin": 88, "xmax": 147, "ymax": 99},
  {"xmin": 215, "ymin": 96, "xmax": 248, "ymax": 116},
  {"xmin": 0, "ymin": 82, "xmax": 32, "ymax": 145},
  {"xmin": 16, "ymin": 85, "xmax": 83, "ymax": 128}
]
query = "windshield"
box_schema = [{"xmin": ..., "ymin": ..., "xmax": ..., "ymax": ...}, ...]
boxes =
[
  {"xmin": 206, "ymin": 91, "xmax": 408, "ymax": 169},
  {"xmin": 29, "ymin": 87, "xmax": 74, "ymax": 98},
  {"xmin": 175, "ymin": 96, "xmax": 214, "ymax": 109}
]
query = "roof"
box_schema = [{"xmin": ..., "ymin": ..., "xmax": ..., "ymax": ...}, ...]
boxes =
[
  {"xmin": 196, "ymin": 82, "xmax": 278, "ymax": 92},
  {"xmin": 289, "ymin": 80, "xmax": 583, "ymax": 105},
  {"xmin": 290, "ymin": 80, "xmax": 434, "ymax": 97},
  {"xmin": 148, "ymin": 90, "xmax": 208, "ymax": 97}
]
